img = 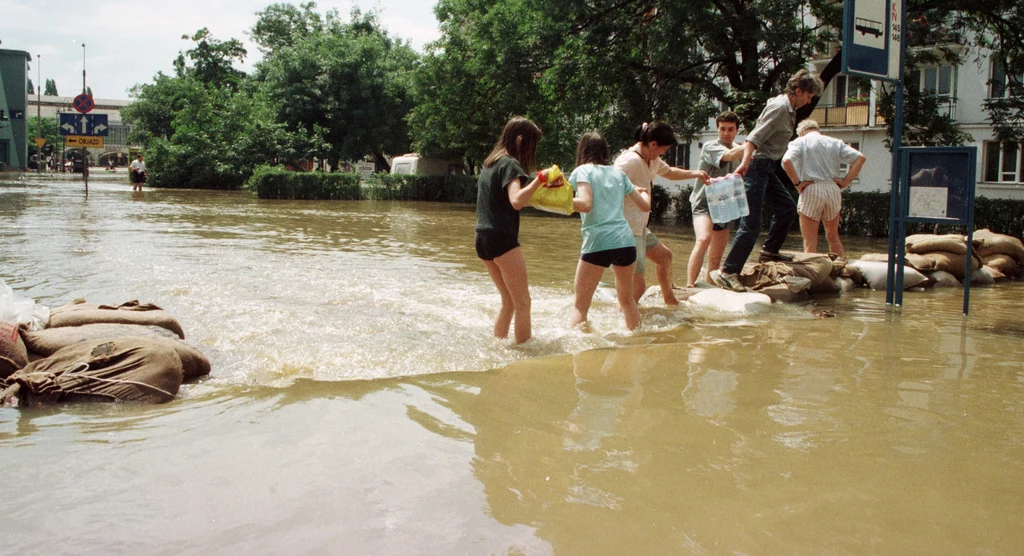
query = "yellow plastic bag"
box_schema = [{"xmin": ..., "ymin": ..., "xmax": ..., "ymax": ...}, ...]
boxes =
[{"xmin": 530, "ymin": 165, "xmax": 574, "ymax": 215}]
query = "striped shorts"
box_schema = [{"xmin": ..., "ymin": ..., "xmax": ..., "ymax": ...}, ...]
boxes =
[{"xmin": 797, "ymin": 181, "xmax": 842, "ymax": 221}]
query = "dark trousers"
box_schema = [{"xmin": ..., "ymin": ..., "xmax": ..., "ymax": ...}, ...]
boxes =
[{"xmin": 722, "ymin": 158, "xmax": 796, "ymax": 274}]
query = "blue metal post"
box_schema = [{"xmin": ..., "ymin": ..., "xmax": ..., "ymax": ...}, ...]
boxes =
[{"xmin": 885, "ymin": 0, "xmax": 908, "ymax": 305}]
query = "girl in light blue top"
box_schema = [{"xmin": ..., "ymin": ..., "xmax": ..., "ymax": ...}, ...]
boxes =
[{"xmin": 568, "ymin": 132, "xmax": 652, "ymax": 330}]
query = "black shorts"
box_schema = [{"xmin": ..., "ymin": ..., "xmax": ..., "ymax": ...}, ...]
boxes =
[
  {"xmin": 130, "ymin": 171, "xmax": 146, "ymax": 184},
  {"xmin": 475, "ymin": 229, "xmax": 519, "ymax": 261},
  {"xmin": 581, "ymin": 246, "xmax": 637, "ymax": 268}
]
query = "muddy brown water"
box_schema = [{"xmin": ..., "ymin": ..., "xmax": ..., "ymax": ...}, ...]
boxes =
[{"xmin": 1, "ymin": 177, "xmax": 1022, "ymax": 554}]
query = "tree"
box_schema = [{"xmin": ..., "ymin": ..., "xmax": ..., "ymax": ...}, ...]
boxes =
[
  {"xmin": 255, "ymin": 8, "xmax": 419, "ymax": 169},
  {"xmin": 174, "ymin": 28, "xmax": 248, "ymax": 90},
  {"xmin": 44, "ymin": 79, "xmax": 57, "ymax": 96},
  {"xmin": 27, "ymin": 78, "xmax": 33, "ymax": 95},
  {"xmin": 86, "ymin": 86, "xmax": 93, "ymax": 97}
]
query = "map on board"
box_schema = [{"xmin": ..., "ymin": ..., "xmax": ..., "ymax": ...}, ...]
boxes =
[{"xmin": 909, "ymin": 187, "xmax": 948, "ymax": 218}]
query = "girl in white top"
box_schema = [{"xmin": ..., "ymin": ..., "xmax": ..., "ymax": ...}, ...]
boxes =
[{"xmin": 782, "ymin": 120, "xmax": 866, "ymax": 258}]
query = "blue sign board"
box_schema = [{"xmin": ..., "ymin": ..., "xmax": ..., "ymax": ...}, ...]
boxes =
[
  {"xmin": 891, "ymin": 146, "xmax": 978, "ymax": 314},
  {"xmin": 842, "ymin": 0, "xmax": 903, "ymax": 82},
  {"xmin": 11, "ymin": 110, "xmax": 25, "ymax": 120},
  {"xmin": 59, "ymin": 113, "xmax": 109, "ymax": 136}
]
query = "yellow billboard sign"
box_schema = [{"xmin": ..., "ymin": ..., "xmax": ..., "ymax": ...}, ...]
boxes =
[{"xmin": 66, "ymin": 135, "xmax": 104, "ymax": 148}]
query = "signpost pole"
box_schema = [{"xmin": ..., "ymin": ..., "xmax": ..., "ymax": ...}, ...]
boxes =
[
  {"xmin": 884, "ymin": 0, "xmax": 907, "ymax": 306},
  {"xmin": 82, "ymin": 43, "xmax": 88, "ymax": 197}
]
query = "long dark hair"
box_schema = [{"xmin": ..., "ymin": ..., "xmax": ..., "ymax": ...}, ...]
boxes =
[
  {"xmin": 575, "ymin": 131, "xmax": 610, "ymax": 166},
  {"xmin": 633, "ymin": 120, "xmax": 676, "ymax": 148},
  {"xmin": 483, "ymin": 116, "xmax": 543, "ymax": 172}
]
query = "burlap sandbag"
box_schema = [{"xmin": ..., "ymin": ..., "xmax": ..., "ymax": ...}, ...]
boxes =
[
  {"xmin": 859, "ymin": 252, "xmax": 936, "ymax": 271},
  {"xmin": 1, "ymin": 338, "xmax": 184, "ymax": 405},
  {"xmin": 22, "ymin": 323, "xmax": 179, "ymax": 355},
  {"xmin": 906, "ymin": 234, "xmax": 967, "ymax": 255},
  {"xmin": 1, "ymin": 321, "xmax": 29, "ymax": 379},
  {"xmin": 980, "ymin": 265, "xmax": 1007, "ymax": 282},
  {"xmin": 740, "ymin": 253, "xmax": 838, "ymax": 294},
  {"xmin": 981, "ymin": 253, "xmax": 1019, "ymax": 277},
  {"xmin": 48, "ymin": 300, "xmax": 184, "ymax": 339},
  {"xmin": 973, "ymin": 229, "xmax": 1024, "ymax": 263},
  {"xmin": 917, "ymin": 251, "xmax": 980, "ymax": 280}
]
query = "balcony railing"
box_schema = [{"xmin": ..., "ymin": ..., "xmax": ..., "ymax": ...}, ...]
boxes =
[{"xmin": 808, "ymin": 97, "xmax": 958, "ymax": 128}]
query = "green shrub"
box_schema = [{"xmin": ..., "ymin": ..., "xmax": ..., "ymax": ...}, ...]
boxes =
[
  {"xmin": 649, "ymin": 185, "xmax": 672, "ymax": 222},
  {"xmin": 247, "ymin": 165, "xmax": 362, "ymax": 200},
  {"xmin": 364, "ymin": 174, "xmax": 477, "ymax": 202}
]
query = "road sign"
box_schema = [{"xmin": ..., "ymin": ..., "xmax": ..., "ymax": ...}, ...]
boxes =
[
  {"xmin": 59, "ymin": 113, "xmax": 108, "ymax": 136},
  {"xmin": 842, "ymin": 0, "xmax": 903, "ymax": 82},
  {"xmin": 66, "ymin": 135, "xmax": 104, "ymax": 148},
  {"xmin": 73, "ymin": 94, "xmax": 95, "ymax": 114},
  {"xmin": 11, "ymin": 110, "xmax": 25, "ymax": 119},
  {"xmin": 34, "ymin": 137, "xmax": 47, "ymax": 148}
]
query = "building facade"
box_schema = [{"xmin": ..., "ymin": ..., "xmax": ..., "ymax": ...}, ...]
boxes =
[{"xmin": 0, "ymin": 49, "xmax": 32, "ymax": 171}]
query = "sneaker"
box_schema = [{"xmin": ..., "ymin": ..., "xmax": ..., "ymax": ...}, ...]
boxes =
[
  {"xmin": 709, "ymin": 269, "xmax": 745, "ymax": 292},
  {"xmin": 758, "ymin": 250, "xmax": 795, "ymax": 263}
]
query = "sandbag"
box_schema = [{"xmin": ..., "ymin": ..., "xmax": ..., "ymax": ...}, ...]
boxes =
[
  {"xmin": 756, "ymin": 283, "xmax": 811, "ymax": 304},
  {"xmin": 980, "ymin": 265, "xmax": 1007, "ymax": 282},
  {"xmin": 740, "ymin": 253, "xmax": 838, "ymax": 294},
  {"xmin": 970, "ymin": 267, "xmax": 995, "ymax": 286},
  {"xmin": 687, "ymin": 289, "xmax": 772, "ymax": 314},
  {"xmin": 1, "ymin": 320, "xmax": 29, "ymax": 379},
  {"xmin": 1, "ymin": 338, "xmax": 184, "ymax": 405},
  {"xmin": 973, "ymin": 229, "xmax": 1024, "ymax": 263},
  {"xmin": 150, "ymin": 338, "xmax": 211, "ymax": 380},
  {"xmin": 859, "ymin": 252, "xmax": 936, "ymax": 271},
  {"xmin": 926, "ymin": 270, "xmax": 961, "ymax": 288},
  {"xmin": 21, "ymin": 323, "xmax": 180, "ymax": 356},
  {"xmin": 917, "ymin": 251, "xmax": 979, "ymax": 280},
  {"xmin": 905, "ymin": 234, "xmax": 967, "ymax": 255},
  {"xmin": 847, "ymin": 260, "xmax": 927, "ymax": 290},
  {"xmin": 48, "ymin": 300, "xmax": 184, "ymax": 339},
  {"xmin": 981, "ymin": 253, "xmax": 1020, "ymax": 277}
]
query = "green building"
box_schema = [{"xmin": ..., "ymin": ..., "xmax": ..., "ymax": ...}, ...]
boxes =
[{"xmin": 0, "ymin": 48, "xmax": 32, "ymax": 171}]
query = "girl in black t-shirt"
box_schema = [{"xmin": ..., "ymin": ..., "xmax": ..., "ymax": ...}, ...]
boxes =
[{"xmin": 475, "ymin": 117, "xmax": 545, "ymax": 344}]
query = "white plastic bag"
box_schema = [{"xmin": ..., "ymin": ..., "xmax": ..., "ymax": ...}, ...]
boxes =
[{"xmin": 0, "ymin": 280, "xmax": 49, "ymax": 330}]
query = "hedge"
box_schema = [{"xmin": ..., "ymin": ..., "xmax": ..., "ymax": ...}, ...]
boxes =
[
  {"xmin": 363, "ymin": 174, "xmax": 477, "ymax": 202},
  {"xmin": 668, "ymin": 185, "xmax": 1024, "ymax": 239},
  {"xmin": 247, "ymin": 166, "xmax": 362, "ymax": 200}
]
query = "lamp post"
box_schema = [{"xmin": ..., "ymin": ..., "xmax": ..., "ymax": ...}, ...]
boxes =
[
  {"xmin": 82, "ymin": 43, "xmax": 88, "ymax": 195},
  {"xmin": 37, "ymin": 53, "xmax": 41, "ymax": 173}
]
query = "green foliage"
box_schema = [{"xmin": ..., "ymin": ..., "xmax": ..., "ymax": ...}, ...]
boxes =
[
  {"xmin": 649, "ymin": 185, "xmax": 672, "ymax": 223},
  {"xmin": 255, "ymin": 8, "xmax": 419, "ymax": 169},
  {"xmin": 123, "ymin": 74, "xmax": 206, "ymax": 144},
  {"xmin": 174, "ymin": 28, "xmax": 247, "ymax": 90},
  {"xmin": 247, "ymin": 165, "xmax": 362, "ymax": 199},
  {"xmin": 25, "ymin": 117, "xmax": 61, "ymax": 155},
  {"xmin": 43, "ymin": 79, "xmax": 57, "ymax": 96},
  {"xmin": 27, "ymin": 78, "xmax": 33, "ymax": 95},
  {"xmin": 363, "ymin": 173, "xmax": 477, "ymax": 202}
]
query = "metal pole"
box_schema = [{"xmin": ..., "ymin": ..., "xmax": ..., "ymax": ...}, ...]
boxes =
[
  {"xmin": 82, "ymin": 43, "xmax": 88, "ymax": 196},
  {"xmin": 885, "ymin": 0, "xmax": 908, "ymax": 306},
  {"xmin": 37, "ymin": 54, "xmax": 41, "ymax": 174}
]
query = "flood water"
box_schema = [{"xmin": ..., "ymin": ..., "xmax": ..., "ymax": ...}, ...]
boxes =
[{"xmin": 2, "ymin": 176, "xmax": 1023, "ymax": 554}]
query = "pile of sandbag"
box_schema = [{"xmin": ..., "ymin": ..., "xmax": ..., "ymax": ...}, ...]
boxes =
[
  {"xmin": 738, "ymin": 252, "xmax": 842, "ymax": 302},
  {"xmin": 854, "ymin": 229, "xmax": 1022, "ymax": 288},
  {"xmin": 1, "ymin": 296, "xmax": 210, "ymax": 407}
]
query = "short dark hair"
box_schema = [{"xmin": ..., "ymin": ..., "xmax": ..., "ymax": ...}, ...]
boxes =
[
  {"xmin": 715, "ymin": 111, "xmax": 741, "ymax": 128},
  {"xmin": 575, "ymin": 131, "xmax": 611, "ymax": 166},
  {"xmin": 633, "ymin": 120, "xmax": 677, "ymax": 148},
  {"xmin": 785, "ymin": 69, "xmax": 824, "ymax": 96}
]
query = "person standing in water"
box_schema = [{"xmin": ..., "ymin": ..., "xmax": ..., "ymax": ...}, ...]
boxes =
[
  {"xmin": 129, "ymin": 153, "xmax": 147, "ymax": 192},
  {"xmin": 474, "ymin": 117, "xmax": 546, "ymax": 344},
  {"xmin": 710, "ymin": 69, "xmax": 824, "ymax": 292},
  {"xmin": 568, "ymin": 131, "xmax": 652, "ymax": 330},
  {"xmin": 614, "ymin": 121, "xmax": 710, "ymax": 305},
  {"xmin": 686, "ymin": 111, "xmax": 746, "ymax": 287}
]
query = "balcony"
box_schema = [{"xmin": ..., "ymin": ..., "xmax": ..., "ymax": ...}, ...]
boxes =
[{"xmin": 808, "ymin": 102, "xmax": 881, "ymax": 128}]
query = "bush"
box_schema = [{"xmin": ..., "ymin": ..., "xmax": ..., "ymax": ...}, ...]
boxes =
[
  {"xmin": 247, "ymin": 166, "xmax": 362, "ymax": 200},
  {"xmin": 649, "ymin": 185, "xmax": 672, "ymax": 222},
  {"xmin": 364, "ymin": 174, "xmax": 477, "ymax": 202}
]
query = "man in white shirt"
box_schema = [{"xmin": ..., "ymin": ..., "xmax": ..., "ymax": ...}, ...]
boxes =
[
  {"xmin": 781, "ymin": 119, "xmax": 866, "ymax": 258},
  {"xmin": 129, "ymin": 153, "xmax": 147, "ymax": 191}
]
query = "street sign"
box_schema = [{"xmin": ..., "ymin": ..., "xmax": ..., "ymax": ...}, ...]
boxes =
[
  {"xmin": 59, "ymin": 113, "xmax": 108, "ymax": 136},
  {"xmin": 11, "ymin": 110, "xmax": 25, "ymax": 119},
  {"xmin": 34, "ymin": 138, "xmax": 47, "ymax": 148},
  {"xmin": 66, "ymin": 135, "xmax": 104, "ymax": 148},
  {"xmin": 842, "ymin": 0, "xmax": 903, "ymax": 82},
  {"xmin": 73, "ymin": 93, "xmax": 95, "ymax": 114}
]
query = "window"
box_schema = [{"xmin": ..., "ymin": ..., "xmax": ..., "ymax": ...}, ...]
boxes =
[
  {"xmin": 990, "ymin": 58, "xmax": 1023, "ymax": 99},
  {"xmin": 908, "ymin": 64, "xmax": 956, "ymax": 98},
  {"xmin": 840, "ymin": 142, "xmax": 861, "ymax": 180},
  {"xmin": 834, "ymin": 76, "xmax": 871, "ymax": 106},
  {"xmin": 984, "ymin": 141, "xmax": 1024, "ymax": 183}
]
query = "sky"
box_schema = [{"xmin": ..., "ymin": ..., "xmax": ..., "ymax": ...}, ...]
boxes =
[{"xmin": 0, "ymin": 0, "xmax": 442, "ymax": 100}]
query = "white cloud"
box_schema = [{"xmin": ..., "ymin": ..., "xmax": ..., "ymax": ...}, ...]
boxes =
[{"xmin": 1, "ymin": 0, "xmax": 440, "ymax": 99}]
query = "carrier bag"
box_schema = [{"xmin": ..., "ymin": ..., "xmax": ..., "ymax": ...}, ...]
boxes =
[{"xmin": 530, "ymin": 165, "xmax": 574, "ymax": 215}]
